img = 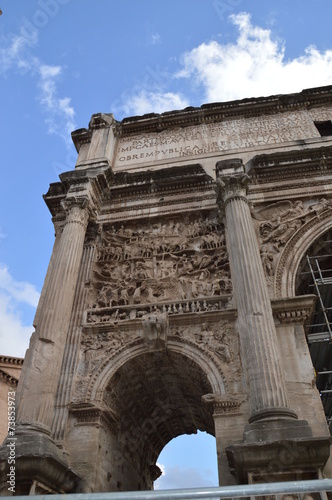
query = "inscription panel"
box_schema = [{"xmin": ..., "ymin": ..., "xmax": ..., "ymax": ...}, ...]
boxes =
[{"xmin": 115, "ymin": 110, "xmax": 320, "ymax": 168}]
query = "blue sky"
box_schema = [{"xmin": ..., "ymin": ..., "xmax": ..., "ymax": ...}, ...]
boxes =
[{"xmin": 1, "ymin": 0, "xmax": 332, "ymax": 490}]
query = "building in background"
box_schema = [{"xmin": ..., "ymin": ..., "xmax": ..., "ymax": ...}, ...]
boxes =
[
  {"xmin": 1, "ymin": 85, "xmax": 332, "ymax": 494},
  {"xmin": 0, "ymin": 357, "xmax": 23, "ymax": 443}
]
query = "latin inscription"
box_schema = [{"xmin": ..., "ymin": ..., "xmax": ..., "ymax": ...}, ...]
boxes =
[{"xmin": 115, "ymin": 110, "xmax": 320, "ymax": 166}]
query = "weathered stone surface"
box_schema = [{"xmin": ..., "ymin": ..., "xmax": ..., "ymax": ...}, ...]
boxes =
[{"xmin": 2, "ymin": 85, "xmax": 332, "ymax": 493}]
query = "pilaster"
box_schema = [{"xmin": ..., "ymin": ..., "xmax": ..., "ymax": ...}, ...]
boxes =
[{"xmin": 72, "ymin": 113, "xmax": 117, "ymax": 169}]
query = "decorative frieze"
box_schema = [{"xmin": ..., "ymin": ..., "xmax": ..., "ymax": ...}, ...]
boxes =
[{"xmin": 86, "ymin": 214, "xmax": 232, "ymax": 315}]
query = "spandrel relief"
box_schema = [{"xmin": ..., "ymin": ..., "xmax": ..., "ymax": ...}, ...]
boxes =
[
  {"xmin": 169, "ymin": 321, "xmax": 242, "ymax": 390},
  {"xmin": 85, "ymin": 215, "xmax": 232, "ymax": 323},
  {"xmin": 252, "ymin": 198, "xmax": 332, "ymax": 278},
  {"xmin": 81, "ymin": 330, "xmax": 131, "ymax": 373}
]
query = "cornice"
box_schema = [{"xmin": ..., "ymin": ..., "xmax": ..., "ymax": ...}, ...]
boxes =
[
  {"xmin": 43, "ymin": 167, "xmax": 114, "ymax": 217},
  {"xmin": 0, "ymin": 355, "xmax": 24, "ymax": 365},
  {"xmin": 0, "ymin": 369, "xmax": 19, "ymax": 387},
  {"xmin": 103, "ymin": 163, "xmax": 214, "ymax": 202},
  {"xmin": 71, "ymin": 113, "xmax": 116, "ymax": 153},
  {"xmin": 115, "ymin": 85, "xmax": 332, "ymax": 136},
  {"xmin": 271, "ymin": 295, "xmax": 316, "ymax": 324},
  {"xmin": 248, "ymin": 145, "xmax": 332, "ymax": 185}
]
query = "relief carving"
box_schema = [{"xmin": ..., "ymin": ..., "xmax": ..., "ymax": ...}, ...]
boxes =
[
  {"xmin": 86, "ymin": 215, "xmax": 232, "ymax": 320},
  {"xmin": 81, "ymin": 330, "xmax": 132, "ymax": 374},
  {"xmin": 141, "ymin": 307, "xmax": 169, "ymax": 349},
  {"xmin": 169, "ymin": 321, "xmax": 242, "ymax": 387},
  {"xmin": 252, "ymin": 198, "xmax": 332, "ymax": 277}
]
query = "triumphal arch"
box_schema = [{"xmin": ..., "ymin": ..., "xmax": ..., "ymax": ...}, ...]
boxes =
[{"xmin": 2, "ymin": 85, "xmax": 332, "ymax": 494}]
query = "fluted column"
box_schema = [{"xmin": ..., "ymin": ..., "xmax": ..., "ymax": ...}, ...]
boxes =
[
  {"xmin": 216, "ymin": 160, "xmax": 297, "ymax": 423},
  {"xmin": 16, "ymin": 197, "xmax": 91, "ymax": 435}
]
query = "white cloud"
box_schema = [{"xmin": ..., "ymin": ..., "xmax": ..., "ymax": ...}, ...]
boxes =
[
  {"xmin": 0, "ymin": 266, "xmax": 40, "ymax": 307},
  {"xmin": 0, "ymin": 294, "xmax": 33, "ymax": 358},
  {"xmin": 154, "ymin": 464, "xmax": 216, "ymax": 490},
  {"xmin": 38, "ymin": 65, "xmax": 76, "ymax": 147},
  {"xmin": 176, "ymin": 12, "xmax": 332, "ymax": 103},
  {"xmin": 0, "ymin": 266, "xmax": 40, "ymax": 358},
  {"xmin": 118, "ymin": 12, "xmax": 332, "ymax": 118},
  {"xmin": 0, "ymin": 25, "xmax": 76, "ymax": 147},
  {"xmin": 0, "ymin": 25, "xmax": 38, "ymax": 73},
  {"xmin": 122, "ymin": 90, "xmax": 190, "ymax": 116},
  {"xmin": 150, "ymin": 33, "xmax": 161, "ymax": 45}
]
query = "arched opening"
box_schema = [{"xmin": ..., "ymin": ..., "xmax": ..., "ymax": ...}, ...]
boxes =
[
  {"xmin": 295, "ymin": 228, "xmax": 332, "ymax": 431},
  {"xmin": 154, "ymin": 431, "xmax": 218, "ymax": 490},
  {"xmin": 101, "ymin": 349, "xmax": 217, "ymax": 491}
]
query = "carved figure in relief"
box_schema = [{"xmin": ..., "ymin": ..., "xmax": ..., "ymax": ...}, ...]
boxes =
[
  {"xmin": 97, "ymin": 286, "xmax": 110, "ymax": 308},
  {"xmin": 141, "ymin": 307, "xmax": 169, "ymax": 348},
  {"xmin": 109, "ymin": 288, "xmax": 118, "ymax": 307},
  {"xmin": 213, "ymin": 331, "xmax": 232, "ymax": 362},
  {"xmin": 260, "ymin": 245, "xmax": 274, "ymax": 277},
  {"xmin": 89, "ymin": 216, "xmax": 231, "ymax": 309},
  {"xmin": 197, "ymin": 323, "xmax": 213, "ymax": 345},
  {"xmin": 308, "ymin": 197, "xmax": 332, "ymax": 217},
  {"xmin": 253, "ymin": 200, "xmax": 307, "ymax": 250},
  {"xmin": 118, "ymin": 288, "xmax": 129, "ymax": 305}
]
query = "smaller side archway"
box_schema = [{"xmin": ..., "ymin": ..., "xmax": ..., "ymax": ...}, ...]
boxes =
[
  {"xmin": 294, "ymin": 227, "xmax": 332, "ymax": 433},
  {"xmin": 275, "ymin": 211, "xmax": 332, "ymax": 298}
]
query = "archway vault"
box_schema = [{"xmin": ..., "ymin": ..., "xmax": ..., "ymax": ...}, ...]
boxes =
[
  {"xmin": 87, "ymin": 339, "xmax": 226, "ymax": 405},
  {"xmin": 83, "ymin": 340, "xmax": 227, "ymax": 472},
  {"xmin": 105, "ymin": 349, "xmax": 215, "ymax": 464}
]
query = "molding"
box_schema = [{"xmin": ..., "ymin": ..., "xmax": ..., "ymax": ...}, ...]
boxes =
[
  {"xmin": 249, "ymin": 145, "xmax": 332, "ymax": 185},
  {"xmin": 0, "ymin": 368, "xmax": 19, "ymax": 387},
  {"xmin": 113, "ymin": 86, "xmax": 332, "ymax": 136},
  {"xmin": 271, "ymin": 295, "xmax": 316, "ymax": 324},
  {"xmin": 0, "ymin": 355, "xmax": 24, "ymax": 365}
]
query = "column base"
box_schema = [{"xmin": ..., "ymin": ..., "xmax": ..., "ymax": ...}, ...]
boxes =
[
  {"xmin": 226, "ymin": 435, "xmax": 331, "ymax": 484},
  {"xmin": 244, "ymin": 419, "xmax": 313, "ymax": 443},
  {"xmin": 249, "ymin": 406, "xmax": 298, "ymax": 423},
  {"xmin": 0, "ymin": 433, "xmax": 82, "ymax": 494}
]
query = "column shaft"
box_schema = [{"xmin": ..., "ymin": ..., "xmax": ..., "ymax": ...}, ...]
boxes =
[
  {"xmin": 216, "ymin": 163, "xmax": 297, "ymax": 422},
  {"xmin": 16, "ymin": 200, "xmax": 90, "ymax": 434}
]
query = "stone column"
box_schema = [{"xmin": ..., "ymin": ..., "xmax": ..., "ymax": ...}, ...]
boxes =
[
  {"xmin": 216, "ymin": 160, "xmax": 296, "ymax": 423},
  {"xmin": 16, "ymin": 197, "xmax": 91, "ymax": 435}
]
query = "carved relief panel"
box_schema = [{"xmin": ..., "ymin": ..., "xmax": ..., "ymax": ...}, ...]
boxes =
[
  {"xmin": 85, "ymin": 213, "xmax": 232, "ymax": 323},
  {"xmin": 252, "ymin": 198, "xmax": 332, "ymax": 284}
]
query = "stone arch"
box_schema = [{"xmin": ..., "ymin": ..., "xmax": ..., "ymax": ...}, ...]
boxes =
[
  {"xmin": 79, "ymin": 338, "xmax": 226, "ymax": 491},
  {"xmin": 87, "ymin": 338, "xmax": 226, "ymax": 405},
  {"xmin": 275, "ymin": 210, "xmax": 332, "ymax": 298}
]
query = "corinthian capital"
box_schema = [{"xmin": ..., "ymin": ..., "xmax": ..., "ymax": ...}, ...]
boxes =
[
  {"xmin": 215, "ymin": 159, "xmax": 250, "ymax": 207},
  {"xmin": 61, "ymin": 196, "xmax": 91, "ymax": 227}
]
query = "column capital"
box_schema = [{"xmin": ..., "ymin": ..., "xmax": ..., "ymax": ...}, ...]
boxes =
[
  {"xmin": 215, "ymin": 171, "xmax": 250, "ymax": 207},
  {"xmin": 60, "ymin": 196, "xmax": 91, "ymax": 227},
  {"xmin": 215, "ymin": 159, "xmax": 250, "ymax": 207}
]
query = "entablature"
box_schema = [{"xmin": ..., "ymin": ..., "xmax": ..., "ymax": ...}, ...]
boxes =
[
  {"xmin": 247, "ymin": 145, "xmax": 332, "ymax": 204},
  {"xmin": 117, "ymin": 85, "xmax": 332, "ymax": 136}
]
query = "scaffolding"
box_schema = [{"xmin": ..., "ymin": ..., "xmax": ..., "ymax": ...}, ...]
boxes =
[{"xmin": 305, "ymin": 247, "xmax": 332, "ymax": 430}]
